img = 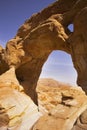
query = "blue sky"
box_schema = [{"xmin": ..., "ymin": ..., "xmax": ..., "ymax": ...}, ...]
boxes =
[
  {"xmin": 0, "ymin": 0, "xmax": 77, "ymax": 85},
  {"xmin": 40, "ymin": 51, "xmax": 77, "ymax": 85},
  {"xmin": 0, "ymin": 0, "xmax": 55, "ymax": 45}
]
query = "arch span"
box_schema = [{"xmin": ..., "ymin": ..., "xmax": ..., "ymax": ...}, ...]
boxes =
[{"xmin": 0, "ymin": 0, "xmax": 87, "ymax": 104}]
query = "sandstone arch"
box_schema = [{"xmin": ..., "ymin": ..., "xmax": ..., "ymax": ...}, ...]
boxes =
[{"xmin": 0, "ymin": 0, "xmax": 87, "ymax": 104}]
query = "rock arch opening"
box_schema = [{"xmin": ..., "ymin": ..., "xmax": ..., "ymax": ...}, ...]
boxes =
[
  {"xmin": 15, "ymin": 50, "xmax": 77, "ymax": 105},
  {"xmin": 68, "ymin": 24, "xmax": 74, "ymax": 32},
  {"xmin": 40, "ymin": 50, "xmax": 77, "ymax": 86},
  {"xmin": 0, "ymin": 0, "xmax": 87, "ymax": 105}
]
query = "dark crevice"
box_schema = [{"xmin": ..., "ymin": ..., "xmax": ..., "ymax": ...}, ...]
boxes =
[{"xmin": 62, "ymin": 95, "xmax": 74, "ymax": 101}]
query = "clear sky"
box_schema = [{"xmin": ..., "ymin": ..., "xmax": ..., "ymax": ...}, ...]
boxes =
[
  {"xmin": 0, "ymin": 0, "xmax": 77, "ymax": 86},
  {"xmin": 0, "ymin": 0, "xmax": 55, "ymax": 45}
]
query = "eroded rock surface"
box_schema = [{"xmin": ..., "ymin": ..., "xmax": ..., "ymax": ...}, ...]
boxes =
[
  {"xmin": 0, "ymin": 105, "xmax": 9, "ymax": 130},
  {"xmin": 31, "ymin": 78, "xmax": 87, "ymax": 130},
  {"xmin": 0, "ymin": 68, "xmax": 41, "ymax": 130},
  {"xmin": 0, "ymin": 0, "xmax": 87, "ymax": 129},
  {"xmin": 0, "ymin": 0, "xmax": 87, "ymax": 104}
]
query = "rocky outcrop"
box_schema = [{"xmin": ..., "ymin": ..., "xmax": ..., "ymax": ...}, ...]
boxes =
[
  {"xmin": 0, "ymin": 105, "xmax": 9, "ymax": 130},
  {"xmin": 31, "ymin": 78, "xmax": 87, "ymax": 130},
  {"xmin": 37, "ymin": 78, "xmax": 73, "ymax": 111},
  {"xmin": 0, "ymin": 1, "xmax": 87, "ymax": 129},
  {"xmin": 0, "ymin": 73, "xmax": 87, "ymax": 130},
  {"xmin": 0, "ymin": 0, "xmax": 87, "ymax": 104},
  {"xmin": 0, "ymin": 68, "xmax": 41, "ymax": 130},
  {"xmin": 70, "ymin": 7, "xmax": 87, "ymax": 92}
]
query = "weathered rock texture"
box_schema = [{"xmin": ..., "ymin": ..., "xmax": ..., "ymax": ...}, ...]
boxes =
[
  {"xmin": 0, "ymin": 74, "xmax": 87, "ymax": 130},
  {"xmin": 31, "ymin": 78, "xmax": 87, "ymax": 130},
  {"xmin": 0, "ymin": 0, "xmax": 87, "ymax": 129},
  {"xmin": 0, "ymin": 105, "xmax": 9, "ymax": 130},
  {"xmin": 0, "ymin": 0, "xmax": 87, "ymax": 104},
  {"xmin": 0, "ymin": 68, "xmax": 41, "ymax": 130}
]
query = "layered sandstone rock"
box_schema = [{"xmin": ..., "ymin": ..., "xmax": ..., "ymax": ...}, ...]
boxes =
[
  {"xmin": 0, "ymin": 0, "xmax": 87, "ymax": 129},
  {"xmin": 0, "ymin": 105, "xmax": 9, "ymax": 130},
  {"xmin": 37, "ymin": 78, "xmax": 77, "ymax": 112},
  {"xmin": 31, "ymin": 78, "xmax": 87, "ymax": 130},
  {"xmin": 0, "ymin": 74, "xmax": 87, "ymax": 130},
  {"xmin": 0, "ymin": 0, "xmax": 87, "ymax": 104},
  {"xmin": 0, "ymin": 68, "xmax": 41, "ymax": 130}
]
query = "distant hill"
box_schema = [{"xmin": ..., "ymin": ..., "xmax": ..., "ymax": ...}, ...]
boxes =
[{"xmin": 37, "ymin": 78, "xmax": 79, "ymax": 112}]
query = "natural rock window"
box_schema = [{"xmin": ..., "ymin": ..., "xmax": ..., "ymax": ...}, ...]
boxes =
[
  {"xmin": 40, "ymin": 50, "xmax": 77, "ymax": 86},
  {"xmin": 0, "ymin": 1, "xmax": 87, "ymax": 129},
  {"xmin": 0, "ymin": 0, "xmax": 87, "ymax": 104},
  {"xmin": 68, "ymin": 24, "xmax": 74, "ymax": 32}
]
